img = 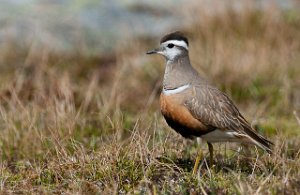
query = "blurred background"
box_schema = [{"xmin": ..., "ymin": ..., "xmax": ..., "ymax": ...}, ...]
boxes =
[
  {"xmin": 1, "ymin": 0, "xmax": 298, "ymax": 55},
  {"xmin": 0, "ymin": 0, "xmax": 300, "ymax": 193}
]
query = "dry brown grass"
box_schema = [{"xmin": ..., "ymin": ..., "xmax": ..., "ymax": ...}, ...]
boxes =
[{"xmin": 0, "ymin": 2, "xmax": 299, "ymax": 194}]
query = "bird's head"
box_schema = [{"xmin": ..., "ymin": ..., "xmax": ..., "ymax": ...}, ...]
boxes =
[{"xmin": 146, "ymin": 31, "xmax": 189, "ymax": 61}]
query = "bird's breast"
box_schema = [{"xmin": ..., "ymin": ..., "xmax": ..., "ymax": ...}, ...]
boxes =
[{"xmin": 160, "ymin": 92, "xmax": 213, "ymax": 138}]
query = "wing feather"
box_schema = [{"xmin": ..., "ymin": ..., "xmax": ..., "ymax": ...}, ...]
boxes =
[{"xmin": 185, "ymin": 85, "xmax": 273, "ymax": 153}]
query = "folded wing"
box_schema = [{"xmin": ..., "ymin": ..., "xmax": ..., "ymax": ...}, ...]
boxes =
[{"xmin": 185, "ymin": 85, "xmax": 273, "ymax": 153}]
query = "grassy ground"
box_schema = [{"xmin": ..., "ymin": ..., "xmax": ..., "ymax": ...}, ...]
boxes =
[{"xmin": 0, "ymin": 4, "xmax": 300, "ymax": 194}]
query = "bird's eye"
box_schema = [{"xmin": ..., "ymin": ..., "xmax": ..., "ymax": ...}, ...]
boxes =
[{"xmin": 167, "ymin": 43, "xmax": 174, "ymax": 48}]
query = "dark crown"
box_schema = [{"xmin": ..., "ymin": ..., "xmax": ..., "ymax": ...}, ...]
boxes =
[{"xmin": 160, "ymin": 31, "xmax": 189, "ymax": 46}]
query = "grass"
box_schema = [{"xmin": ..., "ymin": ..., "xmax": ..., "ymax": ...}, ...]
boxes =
[{"xmin": 0, "ymin": 2, "xmax": 300, "ymax": 194}]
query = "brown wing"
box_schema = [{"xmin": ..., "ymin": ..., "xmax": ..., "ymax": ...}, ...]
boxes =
[
  {"xmin": 185, "ymin": 85, "xmax": 242, "ymax": 130},
  {"xmin": 185, "ymin": 85, "xmax": 273, "ymax": 153}
]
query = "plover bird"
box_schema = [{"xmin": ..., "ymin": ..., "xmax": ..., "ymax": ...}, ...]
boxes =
[{"xmin": 146, "ymin": 31, "xmax": 273, "ymax": 174}]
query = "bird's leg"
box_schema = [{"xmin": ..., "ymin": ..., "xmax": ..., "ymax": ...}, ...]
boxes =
[
  {"xmin": 207, "ymin": 142, "xmax": 213, "ymax": 167},
  {"xmin": 192, "ymin": 149, "xmax": 202, "ymax": 175},
  {"xmin": 192, "ymin": 138, "xmax": 203, "ymax": 175}
]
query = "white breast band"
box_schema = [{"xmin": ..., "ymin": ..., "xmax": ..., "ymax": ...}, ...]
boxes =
[{"xmin": 163, "ymin": 84, "xmax": 191, "ymax": 95}]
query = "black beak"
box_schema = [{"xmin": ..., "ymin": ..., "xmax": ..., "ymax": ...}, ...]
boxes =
[
  {"xmin": 146, "ymin": 50, "xmax": 157, "ymax": 54},
  {"xmin": 146, "ymin": 47, "xmax": 162, "ymax": 55}
]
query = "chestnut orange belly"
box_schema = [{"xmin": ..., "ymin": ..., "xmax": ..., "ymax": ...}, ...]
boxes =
[{"xmin": 160, "ymin": 93, "xmax": 215, "ymax": 138}]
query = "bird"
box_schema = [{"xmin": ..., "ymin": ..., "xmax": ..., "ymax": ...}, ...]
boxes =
[{"xmin": 146, "ymin": 31, "xmax": 273, "ymax": 174}]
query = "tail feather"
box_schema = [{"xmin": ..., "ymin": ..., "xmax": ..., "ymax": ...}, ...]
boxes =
[{"xmin": 242, "ymin": 123, "xmax": 273, "ymax": 154}]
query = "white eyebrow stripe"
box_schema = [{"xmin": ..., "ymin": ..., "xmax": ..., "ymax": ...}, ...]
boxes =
[
  {"xmin": 163, "ymin": 84, "xmax": 191, "ymax": 95},
  {"xmin": 163, "ymin": 40, "xmax": 188, "ymax": 50}
]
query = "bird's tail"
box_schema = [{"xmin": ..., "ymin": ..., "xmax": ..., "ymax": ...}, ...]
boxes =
[{"xmin": 241, "ymin": 123, "xmax": 273, "ymax": 154}]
